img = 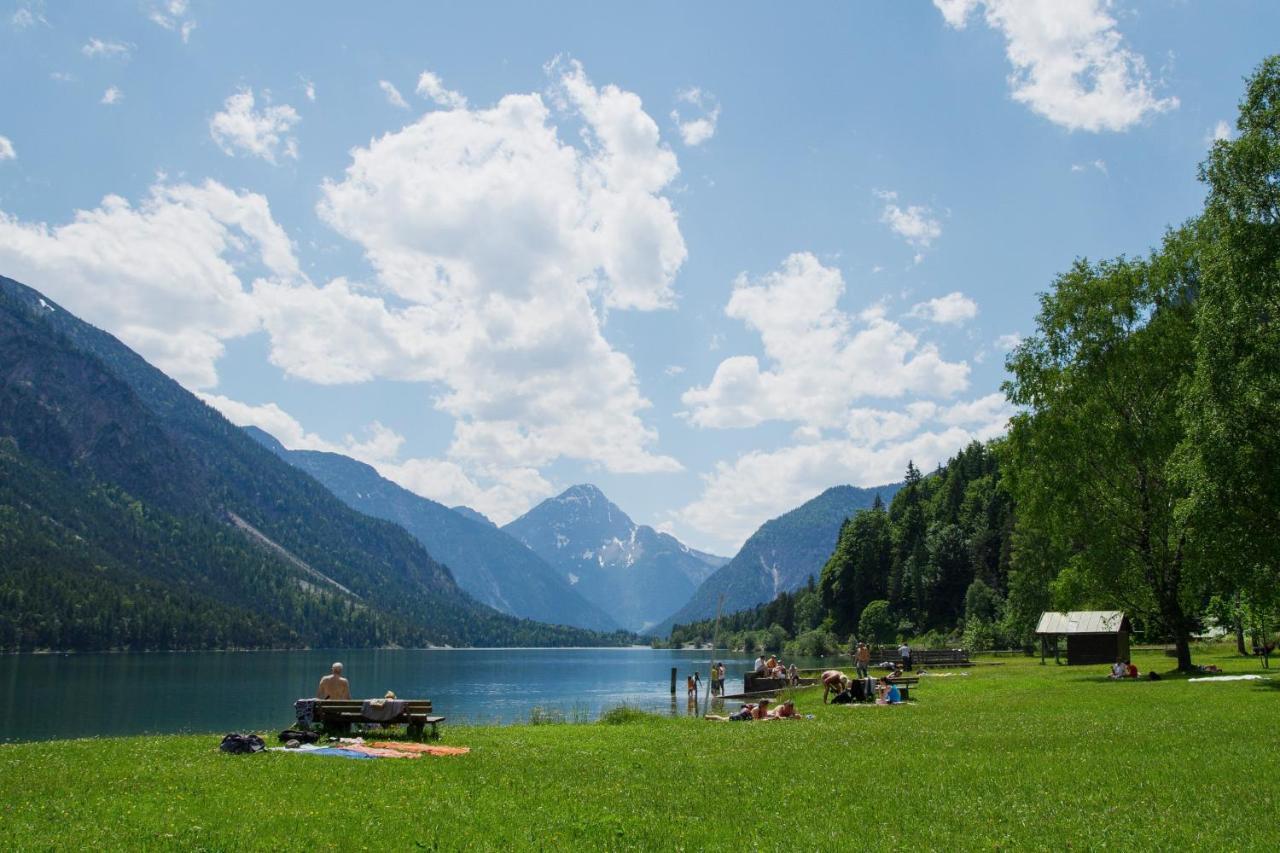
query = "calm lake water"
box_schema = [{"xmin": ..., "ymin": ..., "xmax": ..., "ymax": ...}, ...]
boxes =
[{"xmin": 0, "ymin": 648, "xmax": 827, "ymax": 742}]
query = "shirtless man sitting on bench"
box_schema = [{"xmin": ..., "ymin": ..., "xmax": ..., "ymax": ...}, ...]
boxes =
[{"xmin": 317, "ymin": 662, "xmax": 351, "ymax": 699}]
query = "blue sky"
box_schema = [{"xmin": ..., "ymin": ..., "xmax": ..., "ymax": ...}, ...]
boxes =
[{"xmin": 1, "ymin": 1, "xmax": 1274, "ymax": 554}]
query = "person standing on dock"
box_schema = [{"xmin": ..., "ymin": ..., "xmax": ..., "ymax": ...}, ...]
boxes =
[{"xmin": 718, "ymin": 662, "xmax": 727, "ymax": 695}]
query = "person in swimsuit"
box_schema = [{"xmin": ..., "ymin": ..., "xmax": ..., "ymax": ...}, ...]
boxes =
[{"xmin": 821, "ymin": 670, "xmax": 849, "ymax": 704}]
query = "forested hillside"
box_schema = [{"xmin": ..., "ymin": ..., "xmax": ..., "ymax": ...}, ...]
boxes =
[
  {"xmin": 653, "ymin": 484, "xmax": 899, "ymax": 636},
  {"xmin": 0, "ymin": 275, "xmax": 631, "ymax": 651}
]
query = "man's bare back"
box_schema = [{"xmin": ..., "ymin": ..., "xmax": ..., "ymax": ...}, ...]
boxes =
[{"xmin": 317, "ymin": 662, "xmax": 351, "ymax": 699}]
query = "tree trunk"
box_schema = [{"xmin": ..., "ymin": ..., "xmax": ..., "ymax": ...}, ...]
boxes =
[
  {"xmin": 1174, "ymin": 632, "xmax": 1193, "ymax": 672},
  {"xmin": 1235, "ymin": 620, "xmax": 1248, "ymax": 656}
]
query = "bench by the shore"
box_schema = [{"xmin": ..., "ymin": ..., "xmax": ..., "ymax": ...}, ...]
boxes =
[
  {"xmin": 870, "ymin": 647, "xmax": 972, "ymax": 668},
  {"xmin": 296, "ymin": 699, "xmax": 444, "ymax": 739}
]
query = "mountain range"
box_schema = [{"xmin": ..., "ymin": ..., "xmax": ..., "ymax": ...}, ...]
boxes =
[
  {"xmin": 0, "ymin": 274, "xmax": 628, "ymax": 651},
  {"xmin": 503, "ymin": 485, "xmax": 728, "ymax": 632},
  {"xmin": 652, "ymin": 483, "xmax": 900, "ymax": 635},
  {"xmin": 247, "ymin": 430, "xmax": 620, "ymax": 632}
]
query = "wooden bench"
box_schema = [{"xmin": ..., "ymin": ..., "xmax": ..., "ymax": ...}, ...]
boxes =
[
  {"xmin": 300, "ymin": 699, "xmax": 444, "ymax": 740},
  {"xmin": 870, "ymin": 647, "xmax": 971, "ymax": 668}
]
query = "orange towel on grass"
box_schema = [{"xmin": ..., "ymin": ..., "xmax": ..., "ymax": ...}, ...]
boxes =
[{"xmin": 370, "ymin": 741, "xmax": 471, "ymax": 756}]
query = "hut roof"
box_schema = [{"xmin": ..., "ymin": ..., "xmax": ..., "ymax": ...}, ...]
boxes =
[{"xmin": 1035, "ymin": 611, "xmax": 1130, "ymax": 635}]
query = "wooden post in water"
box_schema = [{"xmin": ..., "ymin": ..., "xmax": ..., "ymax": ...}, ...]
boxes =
[{"xmin": 670, "ymin": 666, "xmax": 677, "ymax": 695}]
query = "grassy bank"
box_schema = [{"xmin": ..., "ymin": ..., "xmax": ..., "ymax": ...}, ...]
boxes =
[{"xmin": 1, "ymin": 647, "xmax": 1276, "ymax": 851}]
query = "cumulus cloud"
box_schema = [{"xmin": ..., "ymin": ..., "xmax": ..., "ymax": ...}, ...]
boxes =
[
  {"xmin": 148, "ymin": 0, "xmax": 196, "ymax": 42},
  {"xmin": 0, "ymin": 135, "xmax": 14, "ymax": 160},
  {"xmin": 996, "ymin": 332, "xmax": 1022, "ymax": 350},
  {"xmin": 1209, "ymin": 119, "xmax": 1233, "ymax": 143},
  {"xmin": 670, "ymin": 86, "xmax": 720, "ymax": 146},
  {"xmin": 908, "ymin": 291, "xmax": 978, "ymax": 325},
  {"xmin": 379, "ymin": 80, "xmax": 410, "ymax": 109},
  {"xmin": 679, "ymin": 393, "xmax": 1013, "ymax": 550},
  {"xmin": 254, "ymin": 59, "xmax": 685, "ymax": 478},
  {"xmin": 934, "ymin": 0, "xmax": 1177, "ymax": 132},
  {"xmin": 877, "ymin": 190, "xmax": 942, "ymax": 250},
  {"xmin": 82, "ymin": 38, "xmax": 132, "ymax": 60},
  {"xmin": 415, "ymin": 71, "xmax": 467, "ymax": 108},
  {"xmin": 0, "ymin": 180, "xmax": 299, "ymax": 388},
  {"xmin": 303, "ymin": 78, "xmax": 316, "ymax": 103},
  {"xmin": 209, "ymin": 88, "xmax": 300, "ymax": 163},
  {"xmin": 682, "ymin": 253, "xmax": 970, "ymax": 431},
  {"xmin": 199, "ymin": 394, "xmax": 404, "ymax": 463},
  {"xmin": 202, "ymin": 395, "xmax": 554, "ymax": 523},
  {"xmin": 100, "ymin": 86, "xmax": 123, "ymax": 105}
]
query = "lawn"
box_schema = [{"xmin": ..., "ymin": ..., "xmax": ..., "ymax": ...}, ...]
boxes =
[{"xmin": 1, "ymin": 645, "xmax": 1276, "ymax": 851}]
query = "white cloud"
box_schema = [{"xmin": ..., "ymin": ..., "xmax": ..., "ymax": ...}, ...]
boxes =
[
  {"xmin": 100, "ymin": 86, "xmax": 123, "ymax": 105},
  {"xmin": 0, "ymin": 136, "xmax": 15, "ymax": 161},
  {"xmin": 678, "ymin": 394, "xmax": 1013, "ymax": 550},
  {"xmin": 82, "ymin": 38, "xmax": 131, "ymax": 60},
  {"xmin": 254, "ymin": 59, "xmax": 684, "ymax": 479},
  {"xmin": 1210, "ymin": 119, "xmax": 1233, "ymax": 143},
  {"xmin": 934, "ymin": 0, "xmax": 1178, "ymax": 132},
  {"xmin": 1070, "ymin": 158, "xmax": 1108, "ymax": 175},
  {"xmin": 379, "ymin": 80, "xmax": 410, "ymax": 110},
  {"xmin": 996, "ymin": 332, "xmax": 1022, "ymax": 350},
  {"xmin": 49, "ymin": 71, "xmax": 75, "ymax": 82},
  {"xmin": 664, "ymin": 364, "xmax": 685, "ymax": 376},
  {"xmin": 682, "ymin": 253, "xmax": 970, "ymax": 431},
  {"xmin": 303, "ymin": 78, "xmax": 316, "ymax": 103},
  {"xmin": 0, "ymin": 179, "xmax": 299, "ymax": 389},
  {"xmin": 670, "ymin": 86, "xmax": 720, "ymax": 146},
  {"xmin": 199, "ymin": 394, "xmax": 404, "ymax": 463},
  {"xmin": 202, "ymin": 394, "xmax": 553, "ymax": 523},
  {"xmin": 10, "ymin": 2, "xmax": 45, "ymax": 29},
  {"xmin": 209, "ymin": 88, "xmax": 300, "ymax": 164},
  {"xmin": 877, "ymin": 191, "xmax": 942, "ymax": 249},
  {"xmin": 908, "ymin": 291, "xmax": 978, "ymax": 325},
  {"xmin": 148, "ymin": 0, "xmax": 196, "ymax": 42},
  {"xmin": 415, "ymin": 71, "xmax": 467, "ymax": 108}
]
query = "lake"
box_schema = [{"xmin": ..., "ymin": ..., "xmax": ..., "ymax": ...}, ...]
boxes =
[{"xmin": 0, "ymin": 648, "xmax": 826, "ymax": 742}]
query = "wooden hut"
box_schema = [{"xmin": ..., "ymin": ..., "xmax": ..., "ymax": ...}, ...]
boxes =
[{"xmin": 1035, "ymin": 611, "xmax": 1132, "ymax": 665}]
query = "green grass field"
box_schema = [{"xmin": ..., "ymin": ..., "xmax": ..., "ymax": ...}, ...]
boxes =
[{"xmin": 1, "ymin": 645, "xmax": 1276, "ymax": 851}]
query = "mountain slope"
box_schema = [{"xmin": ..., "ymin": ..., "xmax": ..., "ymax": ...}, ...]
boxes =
[
  {"xmin": 502, "ymin": 485, "xmax": 727, "ymax": 633},
  {"xmin": 653, "ymin": 484, "xmax": 901, "ymax": 635},
  {"xmin": 0, "ymin": 274, "xmax": 627, "ymax": 651},
  {"xmin": 246, "ymin": 429, "xmax": 619, "ymax": 632}
]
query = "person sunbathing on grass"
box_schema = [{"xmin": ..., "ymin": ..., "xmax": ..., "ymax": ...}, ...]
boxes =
[
  {"xmin": 706, "ymin": 699, "xmax": 770, "ymax": 722},
  {"xmin": 821, "ymin": 670, "xmax": 850, "ymax": 704},
  {"xmin": 765, "ymin": 700, "xmax": 799, "ymax": 720},
  {"xmin": 1110, "ymin": 661, "xmax": 1128, "ymax": 679}
]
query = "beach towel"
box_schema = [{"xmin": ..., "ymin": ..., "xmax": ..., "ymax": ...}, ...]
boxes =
[
  {"xmin": 1187, "ymin": 674, "xmax": 1269, "ymax": 683},
  {"xmin": 361, "ymin": 699, "xmax": 408, "ymax": 722},
  {"xmin": 370, "ymin": 741, "xmax": 471, "ymax": 756}
]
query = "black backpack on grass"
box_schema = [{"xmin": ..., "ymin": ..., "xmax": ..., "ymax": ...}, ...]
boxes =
[{"xmin": 219, "ymin": 733, "xmax": 265, "ymax": 754}]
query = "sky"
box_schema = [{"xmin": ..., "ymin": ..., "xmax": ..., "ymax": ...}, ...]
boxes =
[{"xmin": 0, "ymin": 1, "xmax": 1274, "ymax": 555}]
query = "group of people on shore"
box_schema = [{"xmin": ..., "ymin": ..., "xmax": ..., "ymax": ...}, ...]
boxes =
[
  {"xmin": 753, "ymin": 654, "xmax": 800, "ymax": 685},
  {"xmin": 820, "ymin": 667, "xmax": 905, "ymax": 705},
  {"xmin": 689, "ymin": 662, "xmax": 729, "ymax": 699}
]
